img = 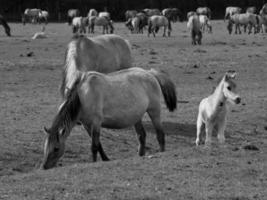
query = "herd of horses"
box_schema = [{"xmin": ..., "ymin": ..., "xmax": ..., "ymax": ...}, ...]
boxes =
[{"xmin": 1, "ymin": 5, "xmax": 266, "ymax": 170}]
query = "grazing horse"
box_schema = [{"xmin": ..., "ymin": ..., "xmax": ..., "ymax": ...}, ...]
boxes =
[
  {"xmin": 196, "ymin": 7, "xmax": 211, "ymax": 19},
  {"xmin": 88, "ymin": 9, "xmax": 98, "ymax": 17},
  {"xmin": 187, "ymin": 11, "xmax": 197, "ymax": 20},
  {"xmin": 143, "ymin": 8, "xmax": 161, "ymax": 17},
  {"xmin": 41, "ymin": 67, "xmax": 177, "ymax": 169},
  {"xmin": 67, "ymin": 9, "xmax": 80, "ymax": 25},
  {"xmin": 224, "ymin": 7, "xmax": 242, "ymax": 21},
  {"xmin": 199, "ymin": 14, "xmax": 212, "ymax": 33},
  {"xmin": 23, "ymin": 8, "xmax": 41, "ymax": 24},
  {"xmin": 38, "ymin": 10, "xmax": 49, "ymax": 24},
  {"xmin": 229, "ymin": 13, "xmax": 259, "ymax": 34},
  {"xmin": 0, "ymin": 15, "xmax": 11, "ymax": 36},
  {"xmin": 125, "ymin": 10, "xmax": 137, "ymax": 20},
  {"xmin": 88, "ymin": 16, "xmax": 114, "ymax": 34},
  {"xmin": 148, "ymin": 15, "xmax": 171, "ymax": 37},
  {"xmin": 125, "ymin": 17, "xmax": 141, "ymax": 33},
  {"xmin": 196, "ymin": 72, "xmax": 241, "ymax": 146},
  {"xmin": 187, "ymin": 15, "xmax": 202, "ymax": 45},
  {"xmin": 246, "ymin": 6, "xmax": 256, "ymax": 14},
  {"xmin": 162, "ymin": 8, "xmax": 183, "ymax": 22},
  {"xmin": 72, "ymin": 17, "xmax": 88, "ymax": 34},
  {"xmin": 60, "ymin": 34, "xmax": 132, "ymax": 97}
]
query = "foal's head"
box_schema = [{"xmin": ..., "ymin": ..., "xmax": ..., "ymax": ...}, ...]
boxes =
[
  {"xmin": 221, "ymin": 72, "xmax": 241, "ymax": 104},
  {"xmin": 41, "ymin": 127, "xmax": 66, "ymax": 170}
]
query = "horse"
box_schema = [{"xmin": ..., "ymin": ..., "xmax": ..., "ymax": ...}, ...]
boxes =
[
  {"xmin": 196, "ymin": 7, "xmax": 211, "ymax": 19},
  {"xmin": 67, "ymin": 9, "xmax": 80, "ymax": 25},
  {"xmin": 187, "ymin": 15, "xmax": 202, "ymax": 45},
  {"xmin": 257, "ymin": 14, "xmax": 267, "ymax": 33},
  {"xmin": 246, "ymin": 6, "xmax": 256, "ymax": 14},
  {"xmin": 0, "ymin": 14, "xmax": 11, "ymax": 36},
  {"xmin": 143, "ymin": 8, "xmax": 161, "ymax": 17},
  {"xmin": 88, "ymin": 16, "xmax": 114, "ymax": 34},
  {"xmin": 162, "ymin": 8, "xmax": 183, "ymax": 22},
  {"xmin": 229, "ymin": 13, "xmax": 259, "ymax": 34},
  {"xmin": 72, "ymin": 17, "xmax": 88, "ymax": 34},
  {"xmin": 88, "ymin": 9, "xmax": 98, "ymax": 17},
  {"xmin": 60, "ymin": 34, "xmax": 132, "ymax": 98},
  {"xmin": 187, "ymin": 11, "xmax": 197, "ymax": 20},
  {"xmin": 148, "ymin": 15, "xmax": 171, "ymax": 37},
  {"xmin": 38, "ymin": 10, "xmax": 49, "ymax": 24},
  {"xmin": 98, "ymin": 12, "xmax": 111, "ymax": 20},
  {"xmin": 196, "ymin": 72, "xmax": 241, "ymax": 146},
  {"xmin": 23, "ymin": 8, "xmax": 41, "ymax": 25},
  {"xmin": 125, "ymin": 10, "xmax": 137, "ymax": 21},
  {"xmin": 199, "ymin": 14, "xmax": 212, "ymax": 33},
  {"xmin": 125, "ymin": 17, "xmax": 141, "ymax": 33},
  {"xmin": 224, "ymin": 7, "xmax": 242, "ymax": 21},
  {"xmin": 41, "ymin": 67, "xmax": 177, "ymax": 169}
]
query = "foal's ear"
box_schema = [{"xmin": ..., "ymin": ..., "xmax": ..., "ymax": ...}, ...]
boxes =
[
  {"xmin": 225, "ymin": 71, "xmax": 237, "ymax": 80},
  {"xmin": 43, "ymin": 127, "xmax": 51, "ymax": 135}
]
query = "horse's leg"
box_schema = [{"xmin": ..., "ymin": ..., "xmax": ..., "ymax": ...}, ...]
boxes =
[
  {"xmin": 191, "ymin": 30, "xmax": 196, "ymax": 45},
  {"xmin": 163, "ymin": 26, "xmax": 166, "ymax": 37},
  {"xmin": 134, "ymin": 121, "xmax": 147, "ymax": 156},
  {"xmin": 217, "ymin": 118, "xmax": 226, "ymax": 144},
  {"xmin": 205, "ymin": 121, "xmax": 213, "ymax": 146},
  {"xmin": 147, "ymin": 109, "xmax": 165, "ymax": 152},
  {"xmin": 196, "ymin": 113, "xmax": 204, "ymax": 146},
  {"xmin": 198, "ymin": 31, "xmax": 202, "ymax": 45}
]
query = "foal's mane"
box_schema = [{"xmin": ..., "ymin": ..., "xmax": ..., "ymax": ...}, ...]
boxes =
[{"xmin": 211, "ymin": 75, "xmax": 224, "ymax": 93}]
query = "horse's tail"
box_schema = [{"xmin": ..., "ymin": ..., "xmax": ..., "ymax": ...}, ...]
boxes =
[
  {"xmin": 0, "ymin": 17, "xmax": 11, "ymax": 36},
  {"xmin": 60, "ymin": 38, "xmax": 81, "ymax": 98},
  {"xmin": 150, "ymin": 69, "xmax": 177, "ymax": 112}
]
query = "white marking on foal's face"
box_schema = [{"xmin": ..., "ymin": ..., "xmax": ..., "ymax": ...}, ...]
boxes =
[{"xmin": 223, "ymin": 73, "xmax": 241, "ymax": 104}]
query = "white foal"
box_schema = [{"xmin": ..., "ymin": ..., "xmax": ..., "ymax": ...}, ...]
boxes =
[{"xmin": 196, "ymin": 72, "xmax": 241, "ymax": 146}]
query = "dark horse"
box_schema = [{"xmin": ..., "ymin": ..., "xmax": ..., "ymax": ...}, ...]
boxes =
[{"xmin": 0, "ymin": 15, "xmax": 11, "ymax": 36}]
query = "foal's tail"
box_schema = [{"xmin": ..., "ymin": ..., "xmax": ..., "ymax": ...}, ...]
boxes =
[{"xmin": 150, "ymin": 69, "xmax": 177, "ymax": 112}]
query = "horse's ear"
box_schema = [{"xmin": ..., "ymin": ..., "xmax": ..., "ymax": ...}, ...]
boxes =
[
  {"xmin": 225, "ymin": 71, "xmax": 237, "ymax": 80},
  {"xmin": 44, "ymin": 127, "xmax": 51, "ymax": 134}
]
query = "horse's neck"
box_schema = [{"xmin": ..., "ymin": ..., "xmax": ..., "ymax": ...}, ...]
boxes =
[{"xmin": 211, "ymin": 82, "xmax": 226, "ymax": 109}]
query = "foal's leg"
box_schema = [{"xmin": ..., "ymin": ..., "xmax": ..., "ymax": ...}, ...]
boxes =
[
  {"xmin": 163, "ymin": 26, "xmax": 166, "ymax": 37},
  {"xmin": 148, "ymin": 110, "xmax": 165, "ymax": 152},
  {"xmin": 196, "ymin": 113, "xmax": 204, "ymax": 146},
  {"xmin": 205, "ymin": 121, "xmax": 213, "ymax": 146},
  {"xmin": 134, "ymin": 121, "xmax": 147, "ymax": 156},
  {"xmin": 217, "ymin": 118, "xmax": 226, "ymax": 144}
]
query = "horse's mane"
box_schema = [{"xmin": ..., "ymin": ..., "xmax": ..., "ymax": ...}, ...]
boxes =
[{"xmin": 211, "ymin": 75, "xmax": 224, "ymax": 94}]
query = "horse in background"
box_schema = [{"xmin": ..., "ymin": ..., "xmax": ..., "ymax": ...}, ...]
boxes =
[
  {"xmin": 38, "ymin": 10, "xmax": 49, "ymax": 24},
  {"xmin": 41, "ymin": 67, "xmax": 177, "ymax": 169},
  {"xmin": 0, "ymin": 14, "xmax": 11, "ymax": 36},
  {"xmin": 143, "ymin": 8, "xmax": 161, "ymax": 17},
  {"xmin": 98, "ymin": 12, "xmax": 111, "ymax": 20},
  {"xmin": 125, "ymin": 10, "xmax": 137, "ymax": 21},
  {"xmin": 60, "ymin": 34, "xmax": 132, "ymax": 98},
  {"xmin": 196, "ymin": 7, "xmax": 211, "ymax": 19},
  {"xmin": 229, "ymin": 13, "xmax": 259, "ymax": 34},
  {"xmin": 224, "ymin": 7, "xmax": 242, "ymax": 21},
  {"xmin": 196, "ymin": 71, "xmax": 241, "ymax": 146},
  {"xmin": 72, "ymin": 17, "xmax": 88, "ymax": 34},
  {"xmin": 23, "ymin": 8, "xmax": 41, "ymax": 25},
  {"xmin": 246, "ymin": 6, "xmax": 256, "ymax": 14},
  {"xmin": 187, "ymin": 11, "xmax": 197, "ymax": 20},
  {"xmin": 162, "ymin": 8, "xmax": 183, "ymax": 22},
  {"xmin": 88, "ymin": 9, "xmax": 98, "ymax": 17},
  {"xmin": 67, "ymin": 9, "xmax": 80, "ymax": 25},
  {"xmin": 187, "ymin": 15, "xmax": 202, "ymax": 45},
  {"xmin": 88, "ymin": 16, "xmax": 114, "ymax": 34},
  {"xmin": 148, "ymin": 15, "xmax": 171, "ymax": 37},
  {"xmin": 199, "ymin": 14, "xmax": 212, "ymax": 33},
  {"xmin": 260, "ymin": 3, "xmax": 267, "ymax": 15}
]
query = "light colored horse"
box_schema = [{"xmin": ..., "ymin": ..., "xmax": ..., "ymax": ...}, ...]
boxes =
[
  {"xmin": 148, "ymin": 15, "xmax": 171, "ymax": 37},
  {"xmin": 67, "ymin": 9, "xmax": 80, "ymax": 25},
  {"xmin": 187, "ymin": 15, "xmax": 202, "ymax": 45},
  {"xmin": 60, "ymin": 34, "xmax": 132, "ymax": 97},
  {"xmin": 88, "ymin": 16, "xmax": 114, "ymax": 34},
  {"xmin": 187, "ymin": 11, "xmax": 197, "ymax": 20},
  {"xmin": 229, "ymin": 13, "xmax": 259, "ymax": 34},
  {"xmin": 41, "ymin": 67, "xmax": 177, "ymax": 169},
  {"xmin": 88, "ymin": 9, "xmax": 98, "ymax": 17},
  {"xmin": 196, "ymin": 72, "xmax": 241, "ymax": 146},
  {"xmin": 23, "ymin": 8, "xmax": 41, "ymax": 24},
  {"xmin": 258, "ymin": 14, "xmax": 267, "ymax": 33},
  {"xmin": 246, "ymin": 6, "xmax": 256, "ymax": 14},
  {"xmin": 196, "ymin": 7, "xmax": 211, "ymax": 19},
  {"xmin": 199, "ymin": 14, "xmax": 212, "ymax": 33},
  {"xmin": 143, "ymin": 8, "xmax": 161, "ymax": 17},
  {"xmin": 125, "ymin": 17, "xmax": 141, "ymax": 33},
  {"xmin": 98, "ymin": 11, "xmax": 111, "ymax": 20},
  {"xmin": 72, "ymin": 17, "xmax": 88, "ymax": 34},
  {"xmin": 260, "ymin": 3, "xmax": 267, "ymax": 15},
  {"xmin": 224, "ymin": 7, "xmax": 242, "ymax": 21},
  {"xmin": 162, "ymin": 8, "xmax": 182, "ymax": 22},
  {"xmin": 38, "ymin": 10, "xmax": 49, "ymax": 24},
  {"xmin": 125, "ymin": 10, "xmax": 137, "ymax": 20},
  {"xmin": 0, "ymin": 14, "xmax": 11, "ymax": 36}
]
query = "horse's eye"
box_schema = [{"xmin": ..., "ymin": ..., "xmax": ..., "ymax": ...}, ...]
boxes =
[
  {"xmin": 227, "ymin": 86, "xmax": 231, "ymax": 91},
  {"xmin": 54, "ymin": 147, "xmax": 60, "ymax": 153}
]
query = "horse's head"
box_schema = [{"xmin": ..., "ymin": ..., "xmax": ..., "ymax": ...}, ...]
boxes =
[
  {"xmin": 40, "ymin": 127, "xmax": 66, "ymax": 170},
  {"xmin": 222, "ymin": 72, "xmax": 241, "ymax": 105}
]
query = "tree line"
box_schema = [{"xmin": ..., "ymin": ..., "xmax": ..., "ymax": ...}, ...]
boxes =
[{"xmin": 1, "ymin": 0, "xmax": 267, "ymax": 21}]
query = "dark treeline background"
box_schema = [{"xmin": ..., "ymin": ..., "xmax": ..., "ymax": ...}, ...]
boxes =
[{"xmin": 1, "ymin": 0, "xmax": 267, "ymax": 21}]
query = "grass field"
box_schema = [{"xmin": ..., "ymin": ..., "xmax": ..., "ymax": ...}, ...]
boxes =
[{"xmin": 0, "ymin": 21, "xmax": 266, "ymax": 200}]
